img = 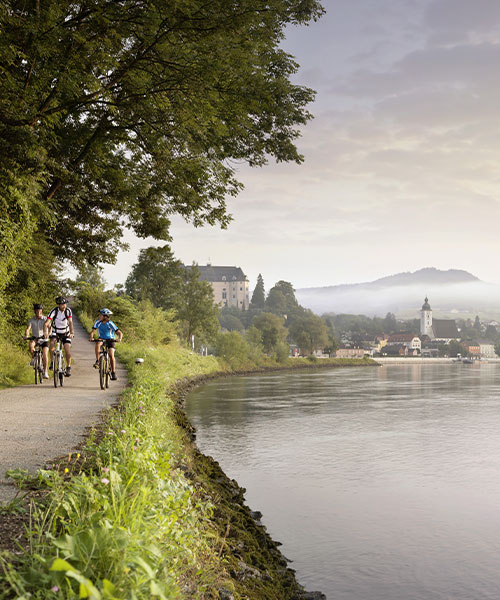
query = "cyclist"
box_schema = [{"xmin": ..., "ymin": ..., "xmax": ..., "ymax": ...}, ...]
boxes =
[
  {"xmin": 44, "ymin": 296, "xmax": 74, "ymax": 377},
  {"xmin": 89, "ymin": 308, "xmax": 123, "ymax": 381},
  {"xmin": 24, "ymin": 303, "xmax": 49, "ymax": 379}
]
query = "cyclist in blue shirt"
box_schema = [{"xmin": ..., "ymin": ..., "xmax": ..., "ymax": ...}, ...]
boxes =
[{"xmin": 89, "ymin": 308, "xmax": 123, "ymax": 380}]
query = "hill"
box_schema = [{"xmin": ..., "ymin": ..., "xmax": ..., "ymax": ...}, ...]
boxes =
[{"xmin": 295, "ymin": 268, "xmax": 500, "ymax": 318}]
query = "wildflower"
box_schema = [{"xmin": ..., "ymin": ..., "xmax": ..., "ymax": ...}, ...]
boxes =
[
  {"xmin": 133, "ymin": 446, "xmax": 137, "ymax": 451},
  {"xmin": 76, "ymin": 453, "xmax": 81, "ymax": 459},
  {"xmin": 64, "ymin": 468, "xmax": 69, "ymax": 474},
  {"xmin": 103, "ymin": 467, "xmax": 109, "ymax": 473},
  {"xmin": 101, "ymin": 478, "xmax": 110, "ymax": 485},
  {"xmin": 51, "ymin": 585, "xmax": 59, "ymax": 592},
  {"xmin": 120, "ymin": 429, "xmax": 126, "ymax": 434},
  {"xmin": 107, "ymin": 431, "xmax": 114, "ymax": 436}
]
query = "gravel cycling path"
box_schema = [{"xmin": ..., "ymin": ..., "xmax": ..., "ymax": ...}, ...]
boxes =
[{"xmin": 0, "ymin": 316, "xmax": 127, "ymax": 503}]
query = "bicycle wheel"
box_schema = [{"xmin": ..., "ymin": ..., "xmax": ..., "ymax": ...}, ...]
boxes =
[
  {"xmin": 36, "ymin": 353, "xmax": 43, "ymax": 384},
  {"xmin": 59, "ymin": 356, "xmax": 65, "ymax": 387},
  {"xmin": 99, "ymin": 355, "xmax": 105, "ymax": 390},
  {"xmin": 105, "ymin": 355, "xmax": 110, "ymax": 389},
  {"xmin": 34, "ymin": 352, "xmax": 39, "ymax": 385},
  {"xmin": 53, "ymin": 352, "xmax": 59, "ymax": 388}
]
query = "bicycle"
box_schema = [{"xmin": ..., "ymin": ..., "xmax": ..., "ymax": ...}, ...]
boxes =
[
  {"xmin": 52, "ymin": 334, "xmax": 67, "ymax": 388},
  {"xmin": 93, "ymin": 339, "xmax": 114, "ymax": 390},
  {"xmin": 28, "ymin": 336, "xmax": 44, "ymax": 385}
]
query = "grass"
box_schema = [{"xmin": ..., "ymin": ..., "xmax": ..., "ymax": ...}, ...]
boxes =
[
  {"xmin": 0, "ymin": 342, "xmax": 32, "ymax": 389},
  {"xmin": 0, "ymin": 341, "xmax": 375, "ymax": 599}
]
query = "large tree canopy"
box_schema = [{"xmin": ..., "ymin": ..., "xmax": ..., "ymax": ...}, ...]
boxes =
[{"xmin": 0, "ymin": 0, "xmax": 323, "ymax": 268}]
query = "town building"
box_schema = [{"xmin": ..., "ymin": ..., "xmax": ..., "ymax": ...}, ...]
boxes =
[
  {"xmin": 479, "ymin": 342, "xmax": 496, "ymax": 358},
  {"xmin": 462, "ymin": 342, "xmax": 481, "ymax": 357},
  {"xmin": 386, "ymin": 333, "xmax": 422, "ymax": 352},
  {"xmin": 336, "ymin": 347, "xmax": 365, "ymax": 359},
  {"xmin": 194, "ymin": 265, "xmax": 249, "ymax": 309},
  {"xmin": 420, "ymin": 297, "xmax": 459, "ymax": 342}
]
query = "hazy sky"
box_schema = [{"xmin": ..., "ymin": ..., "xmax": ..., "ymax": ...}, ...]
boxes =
[{"xmin": 101, "ymin": 0, "xmax": 500, "ymax": 291}]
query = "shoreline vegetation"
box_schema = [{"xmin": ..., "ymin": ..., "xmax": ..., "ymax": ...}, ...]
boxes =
[{"xmin": 0, "ymin": 340, "xmax": 375, "ymax": 599}]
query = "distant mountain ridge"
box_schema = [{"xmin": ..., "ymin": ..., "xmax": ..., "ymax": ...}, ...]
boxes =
[{"xmin": 295, "ymin": 268, "xmax": 494, "ymax": 317}]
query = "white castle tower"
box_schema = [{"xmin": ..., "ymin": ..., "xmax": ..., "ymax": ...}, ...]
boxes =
[{"xmin": 420, "ymin": 297, "xmax": 432, "ymax": 336}]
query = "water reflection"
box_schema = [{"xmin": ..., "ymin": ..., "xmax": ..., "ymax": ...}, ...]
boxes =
[{"xmin": 186, "ymin": 364, "xmax": 500, "ymax": 600}]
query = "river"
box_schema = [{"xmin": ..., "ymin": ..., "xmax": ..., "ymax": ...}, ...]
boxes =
[{"xmin": 185, "ymin": 364, "xmax": 500, "ymax": 600}]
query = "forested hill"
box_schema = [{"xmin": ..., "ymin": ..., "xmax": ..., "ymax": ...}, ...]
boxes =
[{"xmin": 295, "ymin": 268, "xmax": 500, "ymax": 317}]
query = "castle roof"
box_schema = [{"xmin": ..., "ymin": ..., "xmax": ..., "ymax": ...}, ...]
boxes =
[{"xmin": 194, "ymin": 265, "xmax": 247, "ymax": 283}]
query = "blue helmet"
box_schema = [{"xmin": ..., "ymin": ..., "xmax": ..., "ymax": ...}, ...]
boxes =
[{"xmin": 99, "ymin": 308, "xmax": 113, "ymax": 316}]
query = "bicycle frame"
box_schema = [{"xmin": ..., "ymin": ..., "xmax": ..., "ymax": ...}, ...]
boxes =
[
  {"xmin": 98, "ymin": 340, "xmax": 112, "ymax": 390},
  {"xmin": 30, "ymin": 337, "xmax": 44, "ymax": 385},
  {"xmin": 52, "ymin": 336, "xmax": 66, "ymax": 388}
]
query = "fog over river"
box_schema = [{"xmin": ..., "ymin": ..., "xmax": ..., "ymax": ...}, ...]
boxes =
[{"xmin": 186, "ymin": 364, "xmax": 500, "ymax": 600}]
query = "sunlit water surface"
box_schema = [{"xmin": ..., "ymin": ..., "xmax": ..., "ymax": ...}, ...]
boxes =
[{"xmin": 186, "ymin": 364, "xmax": 500, "ymax": 599}]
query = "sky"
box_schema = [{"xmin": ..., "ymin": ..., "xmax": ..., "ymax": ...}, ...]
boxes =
[{"xmin": 100, "ymin": 0, "xmax": 500, "ymax": 292}]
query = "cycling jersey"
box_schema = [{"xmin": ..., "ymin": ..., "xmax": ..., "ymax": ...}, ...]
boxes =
[
  {"xmin": 93, "ymin": 319, "xmax": 119, "ymax": 340},
  {"xmin": 47, "ymin": 307, "xmax": 72, "ymax": 334}
]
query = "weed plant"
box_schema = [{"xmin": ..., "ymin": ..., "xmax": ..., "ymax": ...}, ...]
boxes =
[
  {"xmin": 0, "ymin": 342, "xmax": 32, "ymax": 389},
  {"xmin": 0, "ymin": 345, "xmax": 226, "ymax": 599}
]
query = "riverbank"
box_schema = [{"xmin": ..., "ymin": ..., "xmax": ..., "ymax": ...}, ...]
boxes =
[
  {"xmin": 1, "ymin": 344, "xmax": 364, "ymax": 599},
  {"xmin": 376, "ymin": 357, "xmax": 500, "ymax": 364}
]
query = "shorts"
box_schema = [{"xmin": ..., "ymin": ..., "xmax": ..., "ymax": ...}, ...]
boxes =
[
  {"xmin": 50, "ymin": 333, "xmax": 72, "ymax": 345},
  {"xmin": 99, "ymin": 339, "xmax": 115, "ymax": 349},
  {"xmin": 32, "ymin": 338, "xmax": 48, "ymax": 349}
]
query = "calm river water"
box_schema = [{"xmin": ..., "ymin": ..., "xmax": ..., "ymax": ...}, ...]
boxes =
[{"xmin": 186, "ymin": 364, "xmax": 500, "ymax": 599}]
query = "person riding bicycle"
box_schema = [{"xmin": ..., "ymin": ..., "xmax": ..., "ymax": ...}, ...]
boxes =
[
  {"xmin": 89, "ymin": 308, "xmax": 122, "ymax": 381},
  {"xmin": 44, "ymin": 296, "xmax": 74, "ymax": 377},
  {"xmin": 24, "ymin": 303, "xmax": 49, "ymax": 379}
]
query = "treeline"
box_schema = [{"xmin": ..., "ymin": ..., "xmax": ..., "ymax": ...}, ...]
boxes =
[{"xmin": 73, "ymin": 251, "xmax": 338, "ymax": 372}]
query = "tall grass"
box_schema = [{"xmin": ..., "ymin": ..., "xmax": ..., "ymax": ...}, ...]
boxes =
[
  {"xmin": 0, "ymin": 342, "xmax": 32, "ymax": 389},
  {"xmin": 0, "ymin": 346, "xmax": 227, "ymax": 599}
]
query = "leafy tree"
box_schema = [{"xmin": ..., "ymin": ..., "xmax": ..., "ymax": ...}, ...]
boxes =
[
  {"xmin": 383, "ymin": 312, "xmax": 397, "ymax": 333},
  {"xmin": 473, "ymin": 315, "xmax": 482, "ymax": 332},
  {"xmin": 265, "ymin": 280, "xmax": 301, "ymax": 319},
  {"xmin": 219, "ymin": 313, "xmax": 245, "ymax": 333},
  {"xmin": 448, "ymin": 340, "xmax": 465, "ymax": 358},
  {"xmin": 288, "ymin": 311, "xmax": 328, "ymax": 355},
  {"xmin": 177, "ymin": 265, "xmax": 219, "ymax": 345},
  {"xmin": 485, "ymin": 324, "xmax": 499, "ymax": 342},
  {"xmin": 0, "ymin": 0, "xmax": 323, "ymax": 267},
  {"xmin": 252, "ymin": 312, "xmax": 287, "ymax": 354},
  {"xmin": 125, "ymin": 245, "xmax": 183, "ymax": 310},
  {"xmin": 250, "ymin": 274, "xmax": 266, "ymax": 309},
  {"xmin": 265, "ymin": 288, "xmax": 288, "ymax": 315}
]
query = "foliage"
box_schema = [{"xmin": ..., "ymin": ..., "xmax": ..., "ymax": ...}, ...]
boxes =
[
  {"xmin": 177, "ymin": 265, "xmax": 219, "ymax": 345},
  {"xmin": 0, "ymin": 346, "xmax": 224, "ymax": 599},
  {"xmin": 288, "ymin": 311, "xmax": 328, "ymax": 355},
  {"xmin": 265, "ymin": 280, "xmax": 300, "ymax": 318},
  {"xmin": 252, "ymin": 312, "xmax": 288, "ymax": 354},
  {"xmin": 250, "ymin": 273, "xmax": 265, "ymax": 309},
  {"xmin": 215, "ymin": 331, "xmax": 253, "ymax": 369},
  {"xmin": 219, "ymin": 312, "xmax": 245, "ymax": 333},
  {"xmin": 0, "ymin": 0, "xmax": 323, "ymax": 267},
  {"xmin": 0, "ymin": 343, "xmax": 32, "ymax": 389},
  {"xmin": 125, "ymin": 246, "xmax": 183, "ymax": 310}
]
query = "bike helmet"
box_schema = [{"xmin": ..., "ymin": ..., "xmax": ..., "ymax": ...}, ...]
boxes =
[
  {"xmin": 56, "ymin": 296, "xmax": 68, "ymax": 304},
  {"xmin": 99, "ymin": 308, "xmax": 113, "ymax": 316},
  {"xmin": 33, "ymin": 303, "xmax": 43, "ymax": 310}
]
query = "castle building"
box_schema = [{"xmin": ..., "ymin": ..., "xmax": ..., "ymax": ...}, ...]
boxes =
[
  {"xmin": 196, "ymin": 265, "xmax": 249, "ymax": 310},
  {"xmin": 419, "ymin": 297, "xmax": 459, "ymax": 342}
]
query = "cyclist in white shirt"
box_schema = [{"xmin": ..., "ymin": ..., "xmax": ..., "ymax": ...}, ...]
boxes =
[
  {"xmin": 43, "ymin": 296, "xmax": 75, "ymax": 377},
  {"xmin": 24, "ymin": 303, "xmax": 49, "ymax": 378}
]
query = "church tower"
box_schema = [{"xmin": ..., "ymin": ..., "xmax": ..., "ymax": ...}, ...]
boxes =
[{"xmin": 420, "ymin": 297, "xmax": 432, "ymax": 336}]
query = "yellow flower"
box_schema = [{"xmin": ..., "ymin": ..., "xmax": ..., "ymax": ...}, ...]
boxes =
[{"xmin": 64, "ymin": 468, "xmax": 69, "ymax": 474}]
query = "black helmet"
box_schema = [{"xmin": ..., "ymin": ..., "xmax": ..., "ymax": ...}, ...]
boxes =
[
  {"xmin": 55, "ymin": 296, "xmax": 67, "ymax": 304},
  {"xmin": 33, "ymin": 303, "xmax": 43, "ymax": 310}
]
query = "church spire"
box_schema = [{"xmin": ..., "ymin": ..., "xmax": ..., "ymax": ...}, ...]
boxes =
[{"xmin": 422, "ymin": 296, "xmax": 431, "ymax": 311}]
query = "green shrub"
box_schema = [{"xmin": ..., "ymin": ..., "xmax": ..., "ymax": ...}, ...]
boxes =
[{"xmin": 0, "ymin": 342, "xmax": 31, "ymax": 388}]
